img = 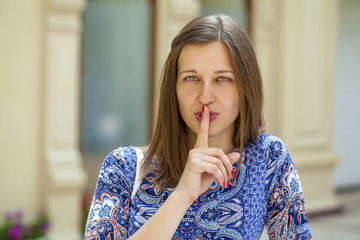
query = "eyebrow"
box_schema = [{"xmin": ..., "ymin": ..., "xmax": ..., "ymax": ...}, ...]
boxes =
[
  {"xmin": 178, "ymin": 69, "xmax": 234, "ymax": 76},
  {"xmin": 178, "ymin": 70, "xmax": 197, "ymax": 76},
  {"xmin": 214, "ymin": 70, "xmax": 234, "ymax": 74}
]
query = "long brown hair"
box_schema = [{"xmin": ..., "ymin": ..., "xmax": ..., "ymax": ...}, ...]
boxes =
[{"xmin": 141, "ymin": 14, "xmax": 264, "ymax": 188}]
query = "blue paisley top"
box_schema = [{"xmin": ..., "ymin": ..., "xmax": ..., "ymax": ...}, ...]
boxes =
[{"xmin": 84, "ymin": 133, "xmax": 312, "ymax": 240}]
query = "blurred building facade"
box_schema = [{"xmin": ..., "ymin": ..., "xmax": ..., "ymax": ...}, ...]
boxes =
[
  {"xmin": 0, "ymin": 0, "xmax": 87, "ymax": 239},
  {"xmin": 1, "ymin": 0, "xmax": 359, "ymax": 239},
  {"xmin": 334, "ymin": 0, "xmax": 360, "ymax": 189}
]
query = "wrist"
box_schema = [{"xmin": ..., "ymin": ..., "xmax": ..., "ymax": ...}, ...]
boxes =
[{"xmin": 170, "ymin": 189, "xmax": 195, "ymax": 210}]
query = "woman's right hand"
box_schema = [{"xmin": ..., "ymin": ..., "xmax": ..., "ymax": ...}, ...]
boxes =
[{"xmin": 174, "ymin": 106, "xmax": 241, "ymax": 203}]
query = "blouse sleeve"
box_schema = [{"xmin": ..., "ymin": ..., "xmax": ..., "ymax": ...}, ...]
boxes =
[
  {"xmin": 264, "ymin": 137, "xmax": 312, "ymax": 240},
  {"xmin": 84, "ymin": 147, "xmax": 137, "ymax": 240}
]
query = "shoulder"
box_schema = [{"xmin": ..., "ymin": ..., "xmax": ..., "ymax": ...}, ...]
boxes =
[
  {"xmin": 248, "ymin": 133, "xmax": 291, "ymax": 179},
  {"xmin": 99, "ymin": 146, "xmax": 146, "ymax": 188},
  {"xmin": 252, "ymin": 132, "xmax": 288, "ymax": 162},
  {"xmin": 103, "ymin": 146, "xmax": 138, "ymax": 168},
  {"xmin": 256, "ymin": 133, "xmax": 287, "ymax": 152},
  {"xmin": 246, "ymin": 133, "xmax": 288, "ymax": 160}
]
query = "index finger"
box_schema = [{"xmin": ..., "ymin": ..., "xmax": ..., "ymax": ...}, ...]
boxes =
[{"xmin": 195, "ymin": 105, "xmax": 209, "ymax": 148}]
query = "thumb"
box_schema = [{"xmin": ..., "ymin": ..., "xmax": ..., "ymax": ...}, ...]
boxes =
[{"xmin": 227, "ymin": 152, "xmax": 241, "ymax": 165}]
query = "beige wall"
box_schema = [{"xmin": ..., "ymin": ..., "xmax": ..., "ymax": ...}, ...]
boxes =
[
  {"xmin": 0, "ymin": 1, "xmax": 86, "ymax": 239},
  {"xmin": 0, "ymin": 0, "xmax": 44, "ymax": 221},
  {"xmin": 251, "ymin": 0, "xmax": 340, "ymax": 213}
]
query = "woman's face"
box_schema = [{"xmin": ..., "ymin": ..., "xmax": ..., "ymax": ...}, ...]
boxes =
[{"xmin": 176, "ymin": 41, "xmax": 240, "ymax": 142}]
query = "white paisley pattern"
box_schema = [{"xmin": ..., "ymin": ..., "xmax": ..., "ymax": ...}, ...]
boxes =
[{"xmin": 84, "ymin": 133, "xmax": 312, "ymax": 240}]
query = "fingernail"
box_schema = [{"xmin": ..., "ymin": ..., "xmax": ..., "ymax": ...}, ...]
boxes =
[
  {"xmin": 202, "ymin": 105, "xmax": 205, "ymax": 113},
  {"xmin": 223, "ymin": 180, "xmax": 225, "ymax": 187},
  {"xmin": 227, "ymin": 180, "xmax": 229, "ymax": 188},
  {"xmin": 231, "ymin": 170, "xmax": 235, "ymax": 178}
]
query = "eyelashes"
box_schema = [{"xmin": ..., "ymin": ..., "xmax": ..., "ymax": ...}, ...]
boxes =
[
  {"xmin": 184, "ymin": 76, "xmax": 232, "ymax": 83},
  {"xmin": 218, "ymin": 77, "xmax": 231, "ymax": 82},
  {"xmin": 185, "ymin": 76, "xmax": 198, "ymax": 81}
]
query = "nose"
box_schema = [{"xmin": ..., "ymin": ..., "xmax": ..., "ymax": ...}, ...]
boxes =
[{"xmin": 198, "ymin": 82, "xmax": 215, "ymax": 105}]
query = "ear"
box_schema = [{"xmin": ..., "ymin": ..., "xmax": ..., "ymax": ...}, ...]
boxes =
[{"xmin": 227, "ymin": 152, "xmax": 241, "ymax": 165}]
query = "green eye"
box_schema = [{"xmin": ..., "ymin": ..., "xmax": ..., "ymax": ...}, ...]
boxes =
[
  {"xmin": 218, "ymin": 77, "xmax": 231, "ymax": 82},
  {"xmin": 185, "ymin": 76, "xmax": 197, "ymax": 81}
]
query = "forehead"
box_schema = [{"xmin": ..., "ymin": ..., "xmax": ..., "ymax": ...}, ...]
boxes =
[{"xmin": 178, "ymin": 41, "xmax": 234, "ymax": 71}]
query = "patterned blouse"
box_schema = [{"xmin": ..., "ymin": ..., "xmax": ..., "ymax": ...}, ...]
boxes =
[{"xmin": 84, "ymin": 133, "xmax": 312, "ymax": 240}]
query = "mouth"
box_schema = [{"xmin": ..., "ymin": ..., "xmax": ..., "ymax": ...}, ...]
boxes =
[{"xmin": 195, "ymin": 111, "xmax": 219, "ymax": 122}]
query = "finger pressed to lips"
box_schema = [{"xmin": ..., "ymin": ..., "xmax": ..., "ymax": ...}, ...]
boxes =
[
  {"xmin": 192, "ymin": 105, "xmax": 234, "ymax": 187},
  {"xmin": 194, "ymin": 105, "xmax": 210, "ymax": 148}
]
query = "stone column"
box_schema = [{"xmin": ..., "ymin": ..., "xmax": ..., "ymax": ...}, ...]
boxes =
[
  {"xmin": 0, "ymin": 0, "xmax": 44, "ymax": 222},
  {"xmin": 152, "ymin": 0, "xmax": 201, "ymax": 126},
  {"xmin": 44, "ymin": 0, "xmax": 87, "ymax": 239},
  {"xmin": 252, "ymin": 0, "xmax": 340, "ymax": 213}
]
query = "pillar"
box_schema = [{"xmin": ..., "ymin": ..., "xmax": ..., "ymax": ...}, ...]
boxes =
[
  {"xmin": 252, "ymin": 0, "xmax": 340, "ymax": 213},
  {"xmin": 44, "ymin": 0, "xmax": 87, "ymax": 239}
]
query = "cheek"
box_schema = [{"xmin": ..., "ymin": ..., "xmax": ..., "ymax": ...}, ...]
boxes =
[
  {"xmin": 232, "ymin": 94, "xmax": 240, "ymax": 110},
  {"xmin": 177, "ymin": 87, "xmax": 194, "ymax": 108},
  {"xmin": 220, "ymin": 89, "xmax": 240, "ymax": 110},
  {"xmin": 176, "ymin": 88, "xmax": 188, "ymax": 118}
]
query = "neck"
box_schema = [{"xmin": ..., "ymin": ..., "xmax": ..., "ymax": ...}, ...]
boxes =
[{"xmin": 208, "ymin": 136, "xmax": 234, "ymax": 154}]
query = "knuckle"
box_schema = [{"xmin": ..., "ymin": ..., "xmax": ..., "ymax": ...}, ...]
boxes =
[
  {"xmin": 223, "ymin": 157, "xmax": 231, "ymax": 167},
  {"xmin": 215, "ymin": 148, "xmax": 223, "ymax": 155},
  {"xmin": 215, "ymin": 158, "xmax": 222, "ymax": 167},
  {"xmin": 189, "ymin": 149, "xmax": 201, "ymax": 157},
  {"xmin": 210, "ymin": 165, "xmax": 218, "ymax": 173}
]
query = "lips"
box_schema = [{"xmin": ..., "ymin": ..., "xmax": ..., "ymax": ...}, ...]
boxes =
[{"xmin": 195, "ymin": 111, "xmax": 219, "ymax": 122}]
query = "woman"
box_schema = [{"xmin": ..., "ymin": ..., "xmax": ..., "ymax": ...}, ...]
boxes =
[{"xmin": 84, "ymin": 15, "xmax": 312, "ymax": 240}]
